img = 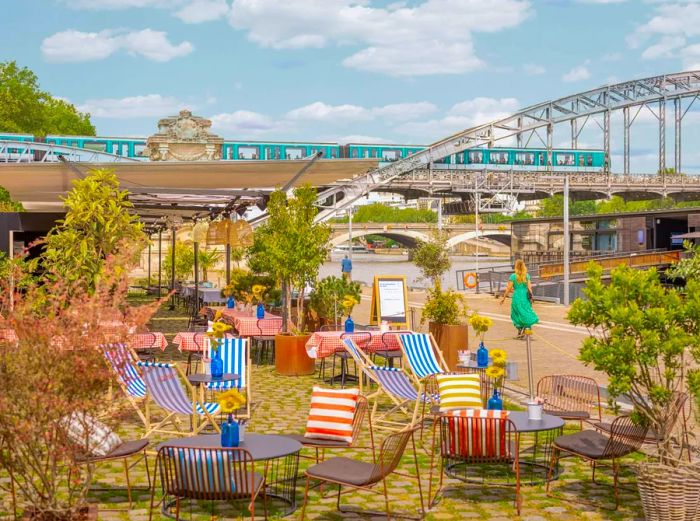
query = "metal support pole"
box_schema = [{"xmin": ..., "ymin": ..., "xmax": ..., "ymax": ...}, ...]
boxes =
[
  {"xmin": 225, "ymin": 244, "xmax": 231, "ymax": 285},
  {"xmin": 659, "ymin": 99, "xmax": 666, "ymax": 177},
  {"xmin": 475, "ymin": 191, "xmax": 480, "ymax": 294},
  {"xmin": 546, "ymin": 110, "xmax": 553, "ymax": 171},
  {"xmin": 169, "ymin": 225, "xmax": 176, "ymax": 310},
  {"xmin": 604, "ymin": 109, "xmax": 611, "ymax": 174},
  {"xmin": 516, "ymin": 117, "xmax": 523, "ymax": 148},
  {"xmin": 348, "ymin": 208, "xmax": 353, "ymax": 262},
  {"xmin": 525, "ymin": 333, "xmax": 535, "ymax": 400},
  {"xmin": 147, "ymin": 240, "xmax": 152, "ymax": 288},
  {"xmin": 675, "ymin": 97, "xmax": 681, "ymax": 175},
  {"xmin": 157, "ymin": 230, "xmax": 162, "ymax": 298},
  {"xmin": 193, "ymin": 241, "xmax": 199, "ymax": 316},
  {"xmin": 437, "ymin": 198, "xmax": 443, "ymax": 231},
  {"xmin": 571, "ymin": 118, "xmax": 578, "ymax": 149},
  {"xmin": 563, "ymin": 173, "xmax": 570, "ymax": 307},
  {"xmin": 623, "ymin": 106, "xmax": 630, "ymax": 176}
]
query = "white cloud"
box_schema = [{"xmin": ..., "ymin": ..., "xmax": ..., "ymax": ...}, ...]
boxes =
[
  {"xmin": 562, "ymin": 64, "xmax": 591, "ymax": 82},
  {"xmin": 523, "ymin": 63, "xmax": 546, "ymax": 75},
  {"xmin": 576, "ymin": 0, "xmax": 625, "ymax": 3},
  {"xmin": 371, "ymin": 102, "xmax": 437, "ymax": 122},
  {"xmin": 77, "ymin": 94, "xmax": 186, "ymax": 118},
  {"xmin": 641, "ymin": 35, "xmax": 685, "ymax": 59},
  {"xmin": 41, "ymin": 29, "xmax": 193, "ymax": 62},
  {"xmin": 228, "ymin": 0, "xmax": 532, "ymax": 77},
  {"xmin": 209, "ymin": 110, "xmax": 290, "ymax": 137},
  {"xmin": 61, "ymin": 0, "xmax": 181, "ymax": 8},
  {"xmin": 174, "ymin": 0, "xmax": 230, "ymax": 23},
  {"xmin": 286, "ymin": 101, "xmax": 438, "ymax": 123}
]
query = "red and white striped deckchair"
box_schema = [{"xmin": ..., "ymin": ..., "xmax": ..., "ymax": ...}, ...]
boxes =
[{"xmin": 136, "ymin": 362, "xmax": 220, "ymax": 436}]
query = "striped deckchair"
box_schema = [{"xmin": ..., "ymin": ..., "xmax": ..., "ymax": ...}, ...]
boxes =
[
  {"xmin": 206, "ymin": 338, "xmax": 251, "ymax": 419},
  {"xmin": 137, "ymin": 362, "xmax": 220, "ymax": 436},
  {"xmin": 399, "ymin": 333, "xmax": 448, "ymax": 381},
  {"xmin": 341, "ymin": 338, "xmax": 375, "ymax": 393},
  {"xmin": 101, "ymin": 343, "xmax": 148, "ymax": 428}
]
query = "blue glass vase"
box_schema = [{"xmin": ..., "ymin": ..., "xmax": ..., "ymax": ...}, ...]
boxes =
[
  {"xmin": 256, "ymin": 303, "xmax": 265, "ymax": 319},
  {"xmin": 226, "ymin": 296, "xmax": 235, "ymax": 309},
  {"xmin": 487, "ymin": 389, "xmax": 503, "ymax": 410},
  {"xmin": 476, "ymin": 341, "xmax": 489, "ymax": 368},
  {"xmin": 211, "ymin": 343, "xmax": 224, "ymax": 379},
  {"xmin": 344, "ymin": 316, "xmax": 354, "ymax": 333},
  {"xmin": 221, "ymin": 415, "xmax": 239, "ymax": 447}
]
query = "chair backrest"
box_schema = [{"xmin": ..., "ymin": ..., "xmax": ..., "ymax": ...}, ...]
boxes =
[
  {"xmin": 368, "ymin": 426, "xmax": 418, "ymax": 483},
  {"xmin": 156, "ymin": 445, "xmax": 256, "ymax": 500},
  {"xmin": 381, "ymin": 332, "xmax": 404, "ymax": 351},
  {"xmin": 349, "ymin": 396, "xmax": 370, "ymax": 447},
  {"xmin": 340, "ymin": 331, "xmax": 372, "ymax": 348},
  {"xmin": 603, "ymin": 415, "xmax": 649, "ymax": 458},
  {"xmin": 342, "ymin": 338, "xmax": 374, "ymax": 368},
  {"xmin": 399, "ymin": 333, "xmax": 444, "ymax": 379},
  {"xmin": 102, "ymin": 343, "xmax": 147, "ymax": 398},
  {"xmin": 537, "ymin": 374, "xmax": 602, "ymax": 420},
  {"xmin": 206, "ymin": 338, "xmax": 248, "ymax": 390},
  {"xmin": 257, "ymin": 317, "xmax": 282, "ymax": 336},
  {"xmin": 193, "ymin": 332, "xmax": 210, "ymax": 353},
  {"xmin": 319, "ymin": 323, "xmax": 342, "ymax": 331},
  {"xmin": 367, "ymin": 366, "xmax": 418, "ymax": 402},
  {"xmin": 136, "ymin": 332, "xmax": 157, "ymax": 349},
  {"xmin": 438, "ymin": 411, "xmax": 517, "ymax": 464},
  {"xmin": 137, "ymin": 362, "xmax": 194, "ymax": 415}
]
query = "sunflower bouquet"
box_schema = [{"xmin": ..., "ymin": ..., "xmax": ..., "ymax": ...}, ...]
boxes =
[
  {"xmin": 217, "ymin": 388, "xmax": 247, "ymax": 421},
  {"xmin": 485, "ymin": 348, "xmax": 508, "ymax": 387},
  {"xmin": 468, "ymin": 312, "xmax": 493, "ymax": 342},
  {"xmin": 207, "ymin": 310, "xmax": 232, "ymax": 349},
  {"xmin": 342, "ymin": 295, "xmax": 359, "ymax": 317}
]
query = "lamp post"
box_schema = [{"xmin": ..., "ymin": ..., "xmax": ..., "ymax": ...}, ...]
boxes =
[
  {"xmin": 169, "ymin": 221, "xmax": 177, "ymax": 311},
  {"xmin": 563, "ymin": 172, "xmax": 570, "ymax": 306},
  {"xmin": 347, "ymin": 207, "xmax": 354, "ymax": 261},
  {"xmin": 157, "ymin": 229, "xmax": 162, "ymax": 298}
]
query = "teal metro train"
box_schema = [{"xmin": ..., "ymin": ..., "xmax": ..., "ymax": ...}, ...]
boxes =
[{"xmin": 0, "ymin": 132, "xmax": 607, "ymax": 170}]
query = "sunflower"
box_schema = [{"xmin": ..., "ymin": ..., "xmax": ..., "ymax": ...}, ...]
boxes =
[
  {"xmin": 491, "ymin": 349, "xmax": 507, "ymax": 361},
  {"xmin": 207, "ymin": 321, "xmax": 232, "ymax": 339},
  {"xmin": 485, "ymin": 366, "xmax": 505, "ymax": 380},
  {"xmin": 218, "ymin": 389, "xmax": 246, "ymax": 413},
  {"xmin": 252, "ymin": 284, "xmax": 266, "ymax": 299}
]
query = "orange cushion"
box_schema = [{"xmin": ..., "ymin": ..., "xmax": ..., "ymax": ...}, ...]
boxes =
[{"xmin": 304, "ymin": 386, "xmax": 359, "ymax": 443}]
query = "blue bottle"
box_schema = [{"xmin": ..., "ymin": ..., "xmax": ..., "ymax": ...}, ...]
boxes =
[
  {"xmin": 256, "ymin": 303, "xmax": 265, "ymax": 319},
  {"xmin": 211, "ymin": 346, "xmax": 224, "ymax": 379},
  {"xmin": 221, "ymin": 416, "xmax": 240, "ymax": 447},
  {"xmin": 477, "ymin": 341, "xmax": 489, "ymax": 368},
  {"xmin": 226, "ymin": 296, "xmax": 235, "ymax": 309},
  {"xmin": 344, "ymin": 316, "xmax": 355, "ymax": 333},
  {"xmin": 487, "ymin": 389, "xmax": 503, "ymax": 410}
]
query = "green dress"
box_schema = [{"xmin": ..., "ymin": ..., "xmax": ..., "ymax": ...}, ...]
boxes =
[{"xmin": 509, "ymin": 273, "xmax": 539, "ymax": 329}]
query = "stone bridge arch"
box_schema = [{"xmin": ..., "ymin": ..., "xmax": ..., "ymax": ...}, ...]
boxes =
[
  {"xmin": 445, "ymin": 230, "xmax": 512, "ymax": 249},
  {"xmin": 329, "ymin": 228, "xmax": 430, "ymax": 249}
]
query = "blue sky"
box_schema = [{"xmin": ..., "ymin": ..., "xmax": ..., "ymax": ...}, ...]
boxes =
[{"xmin": 2, "ymin": 0, "xmax": 700, "ymax": 170}]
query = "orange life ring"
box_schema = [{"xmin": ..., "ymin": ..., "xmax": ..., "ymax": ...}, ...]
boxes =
[{"xmin": 463, "ymin": 272, "xmax": 478, "ymax": 289}]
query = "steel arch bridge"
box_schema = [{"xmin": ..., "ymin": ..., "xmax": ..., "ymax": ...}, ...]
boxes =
[
  {"xmin": 0, "ymin": 140, "xmax": 143, "ymax": 163},
  {"xmin": 313, "ymin": 71, "xmax": 700, "ymax": 222}
]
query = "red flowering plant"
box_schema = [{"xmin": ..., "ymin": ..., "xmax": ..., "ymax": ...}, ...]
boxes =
[{"xmin": 0, "ymin": 245, "xmax": 162, "ymax": 520}]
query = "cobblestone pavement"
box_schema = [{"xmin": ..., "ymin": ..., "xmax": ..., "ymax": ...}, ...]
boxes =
[{"xmin": 0, "ymin": 293, "xmax": 646, "ymax": 520}]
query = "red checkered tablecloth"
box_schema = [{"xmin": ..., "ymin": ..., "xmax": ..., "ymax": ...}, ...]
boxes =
[
  {"xmin": 172, "ymin": 332, "xmax": 235, "ymax": 352},
  {"xmin": 129, "ymin": 332, "xmax": 168, "ymax": 351},
  {"xmin": 220, "ymin": 308, "xmax": 283, "ymax": 338},
  {"xmin": 305, "ymin": 330, "xmax": 413, "ymax": 359}
]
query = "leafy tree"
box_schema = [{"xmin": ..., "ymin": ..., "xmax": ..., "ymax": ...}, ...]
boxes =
[
  {"xmin": 197, "ymin": 248, "xmax": 222, "ymax": 282},
  {"xmin": 412, "ymin": 229, "xmax": 451, "ymax": 289},
  {"xmin": 309, "ymin": 275, "xmax": 362, "ymax": 323},
  {"xmin": 421, "ymin": 286, "xmax": 467, "ymax": 326},
  {"xmin": 666, "ymin": 240, "xmax": 700, "ymax": 282},
  {"xmin": 538, "ymin": 195, "xmax": 596, "ymax": 217},
  {"xmin": 230, "ymin": 246, "xmax": 246, "ymax": 268},
  {"xmin": 42, "ymin": 168, "xmax": 144, "ymax": 292},
  {"xmin": 162, "ymin": 240, "xmax": 195, "ymax": 282},
  {"xmin": 332, "ymin": 203, "xmax": 437, "ymax": 224},
  {"xmin": 0, "ymin": 186, "xmax": 23, "ymax": 212},
  {"xmin": 0, "ymin": 61, "xmax": 95, "ymax": 136},
  {"xmin": 568, "ymin": 264, "xmax": 700, "ymax": 461},
  {"xmin": 248, "ymin": 185, "xmax": 331, "ymax": 333}
]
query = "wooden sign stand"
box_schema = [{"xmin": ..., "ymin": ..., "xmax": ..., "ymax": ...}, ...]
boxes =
[{"xmin": 369, "ymin": 275, "xmax": 410, "ymax": 329}]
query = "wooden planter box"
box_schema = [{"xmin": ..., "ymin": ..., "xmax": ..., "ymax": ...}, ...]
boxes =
[
  {"xmin": 275, "ymin": 333, "xmax": 315, "ymax": 376},
  {"xmin": 429, "ymin": 322, "xmax": 468, "ymax": 371}
]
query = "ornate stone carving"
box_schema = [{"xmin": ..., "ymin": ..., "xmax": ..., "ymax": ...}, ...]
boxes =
[{"xmin": 146, "ymin": 109, "xmax": 223, "ymax": 161}]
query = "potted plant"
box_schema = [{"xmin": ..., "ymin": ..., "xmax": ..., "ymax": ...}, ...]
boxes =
[
  {"xmin": 568, "ymin": 264, "xmax": 700, "ymax": 520},
  {"xmin": 309, "ymin": 275, "xmax": 362, "ymax": 327},
  {"xmin": 413, "ymin": 230, "xmax": 468, "ymax": 369},
  {"xmin": 248, "ymin": 185, "xmax": 331, "ymax": 376}
]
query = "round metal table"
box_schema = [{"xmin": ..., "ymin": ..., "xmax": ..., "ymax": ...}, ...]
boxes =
[{"xmin": 157, "ymin": 434, "xmax": 302, "ymax": 516}]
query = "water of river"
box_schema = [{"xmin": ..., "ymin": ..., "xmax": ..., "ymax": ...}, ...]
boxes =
[{"xmin": 319, "ymin": 252, "xmax": 511, "ymax": 290}]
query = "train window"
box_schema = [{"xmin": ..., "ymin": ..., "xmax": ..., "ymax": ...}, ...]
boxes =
[
  {"xmin": 238, "ymin": 146, "xmax": 259, "ymax": 160},
  {"xmin": 557, "ymin": 153, "xmax": 575, "ymax": 166},
  {"xmin": 469, "ymin": 151, "xmax": 484, "ymax": 164},
  {"xmin": 330, "ymin": 148, "xmax": 338, "ymax": 158},
  {"xmin": 579, "ymin": 155, "xmax": 585, "ymax": 166},
  {"xmin": 273, "ymin": 146, "xmax": 280, "ymax": 160},
  {"xmin": 515, "ymin": 152, "xmax": 534, "ymax": 165},
  {"xmin": 489, "ymin": 151, "xmax": 509, "ymax": 164},
  {"xmin": 587, "ymin": 154, "xmax": 593, "ymax": 166},
  {"xmin": 538, "ymin": 153, "xmax": 545, "ymax": 165},
  {"xmin": 286, "ymin": 147, "xmax": 304, "ymax": 159},
  {"xmin": 83, "ymin": 141, "xmax": 107, "ymax": 153},
  {"xmin": 382, "ymin": 149, "xmax": 399, "ymax": 161},
  {"xmin": 134, "ymin": 144, "xmax": 146, "ymax": 157},
  {"xmin": 351, "ymin": 148, "xmax": 359, "ymax": 158}
]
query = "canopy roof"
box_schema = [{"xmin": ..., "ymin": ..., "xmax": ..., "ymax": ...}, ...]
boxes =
[{"xmin": 0, "ymin": 158, "xmax": 378, "ymax": 229}]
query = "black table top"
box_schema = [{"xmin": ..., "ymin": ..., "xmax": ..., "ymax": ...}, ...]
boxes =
[
  {"xmin": 157, "ymin": 433, "xmax": 302, "ymax": 460},
  {"xmin": 187, "ymin": 373, "xmax": 239, "ymax": 385},
  {"xmin": 506, "ymin": 411, "xmax": 565, "ymax": 433}
]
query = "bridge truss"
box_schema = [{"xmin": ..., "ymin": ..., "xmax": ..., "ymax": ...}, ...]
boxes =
[{"xmin": 314, "ymin": 71, "xmax": 700, "ymax": 222}]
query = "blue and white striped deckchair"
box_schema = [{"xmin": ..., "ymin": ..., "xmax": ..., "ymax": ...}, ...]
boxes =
[
  {"xmin": 137, "ymin": 362, "xmax": 220, "ymax": 436},
  {"xmin": 399, "ymin": 333, "xmax": 447, "ymax": 381},
  {"xmin": 206, "ymin": 338, "xmax": 251, "ymax": 418},
  {"xmin": 365, "ymin": 365, "xmax": 436, "ymax": 430},
  {"xmin": 101, "ymin": 343, "xmax": 149, "ymax": 427},
  {"xmin": 342, "ymin": 338, "xmax": 375, "ymax": 393}
]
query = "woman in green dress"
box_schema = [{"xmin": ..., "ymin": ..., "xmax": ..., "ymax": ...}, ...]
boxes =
[{"xmin": 500, "ymin": 259, "xmax": 539, "ymax": 336}]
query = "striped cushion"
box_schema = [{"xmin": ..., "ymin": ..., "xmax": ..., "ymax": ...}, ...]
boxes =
[
  {"xmin": 64, "ymin": 413, "xmax": 122, "ymax": 457},
  {"xmin": 444, "ymin": 409, "xmax": 511, "ymax": 460},
  {"xmin": 436, "ymin": 373, "xmax": 483, "ymax": 412},
  {"xmin": 304, "ymin": 386, "xmax": 359, "ymax": 443},
  {"xmin": 168, "ymin": 447, "xmax": 236, "ymax": 494}
]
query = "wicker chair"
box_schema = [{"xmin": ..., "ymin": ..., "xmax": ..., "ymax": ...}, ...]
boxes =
[
  {"xmin": 299, "ymin": 426, "xmax": 424, "ymax": 520},
  {"xmin": 429, "ymin": 412, "xmax": 521, "ymax": 514},
  {"xmin": 150, "ymin": 446, "xmax": 267, "ymax": 521},
  {"xmin": 537, "ymin": 374, "xmax": 602, "ymax": 427},
  {"xmin": 546, "ymin": 415, "xmax": 649, "ymax": 509}
]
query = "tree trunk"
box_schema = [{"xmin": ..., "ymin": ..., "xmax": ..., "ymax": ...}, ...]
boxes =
[{"xmin": 284, "ymin": 281, "xmax": 293, "ymax": 333}]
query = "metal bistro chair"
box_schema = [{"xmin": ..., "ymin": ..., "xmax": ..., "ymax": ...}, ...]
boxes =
[
  {"xmin": 537, "ymin": 375, "xmax": 602, "ymax": 428},
  {"xmin": 332, "ymin": 332, "xmax": 371, "ymax": 388},
  {"xmin": 372, "ymin": 331, "xmax": 404, "ymax": 369},
  {"xmin": 546, "ymin": 415, "xmax": 649, "ymax": 509},
  {"xmin": 252, "ymin": 316, "xmax": 282, "ymax": 366},
  {"xmin": 150, "ymin": 446, "xmax": 267, "ymax": 521},
  {"xmin": 133, "ymin": 332, "xmax": 159, "ymax": 363},
  {"xmin": 185, "ymin": 330, "xmax": 208, "ymax": 376},
  {"xmin": 300, "ymin": 426, "xmax": 424, "ymax": 520},
  {"xmin": 316, "ymin": 323, "xmax": 342, "ymax": 382}
]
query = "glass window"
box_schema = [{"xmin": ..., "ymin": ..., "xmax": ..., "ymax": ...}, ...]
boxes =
[
  {"xmin": 273, "ymin": 146, "xmax": 281, "ymax": 160},
  {"xmin": 134, "ymin": 144, "xmax": 146, "ymax": 157},
  {"xmin": 469, "ymin": 151, "xmax": 483, "ymax": 164},
  {"xmin": 285, "ymin": 147, "xmax": 304, "ymax": 159},
  {"xmin": 331, "ymin": 148, "xmax": 338, "ymax": 158},
  {"xmin": 83, "ymin": 141, "xmax": 107, "ymax": 153},
  {"xmin": 489, "ymin": 152, "xmax": 509, "ymax": 164},
  {"xmin": 382, "ymin": 149, "xmax": 399, "ymax": 161},
  {"xmin": 515, "ymin": 152, "xmax": 534, "ymax": 165},
  {"xmin": 351, "ymin": 148, "xmax": 359, "ymax": 158},
  {"xmin": 238, "ymin": 146, "xmax": 259, "ymax": 160},
  {"xmin": 557, "ymin": 153, "xmax": 575, "ymax": 166}
]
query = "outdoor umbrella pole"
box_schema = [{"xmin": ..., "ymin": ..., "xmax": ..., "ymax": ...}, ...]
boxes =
[
  {"xmin": 226, "ymin": 243, "xmax": 231, "ymax": 285},
  {"xmin": 157, "ymin": 229, "xmax": 162, "ymax": 298},
  {"xmin": 147, "ymin": 240, "xmax": 152, "ymax": 290},
  {"xmin": 169, "ymin": 224, "xmax": 176, "ymax": 310},
  {"xmin": 193, "ymin": 241, "xmax": 199, "ymax": 320},
  {"xmin": 526, "ymin": 332, "xmax": 535, "ymax": 399}
]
